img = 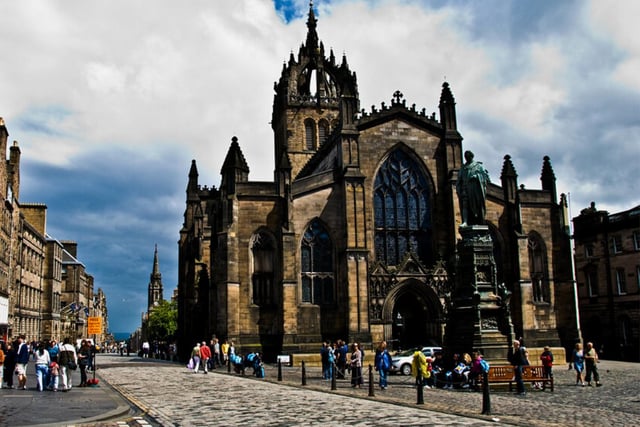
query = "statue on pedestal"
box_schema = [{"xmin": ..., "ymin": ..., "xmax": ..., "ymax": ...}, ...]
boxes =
[{"xmin": 456, "ymin": 150, "xmax": 490, "ymax": 226}]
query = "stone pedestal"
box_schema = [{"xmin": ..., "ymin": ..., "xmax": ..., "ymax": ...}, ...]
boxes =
[{"xmin": 444, "ymin": 226, "xmax": 514, "ymax": 362}]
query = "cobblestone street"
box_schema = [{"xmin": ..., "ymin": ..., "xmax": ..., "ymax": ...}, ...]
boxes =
[{"xmin": 92, "ymin": 354, "xmax": 639, "ymax": 426}]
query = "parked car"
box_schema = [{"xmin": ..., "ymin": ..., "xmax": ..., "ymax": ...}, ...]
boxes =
[{"xmin": 390, "ymin": 346, "xmax": 443, "ymax": 375}]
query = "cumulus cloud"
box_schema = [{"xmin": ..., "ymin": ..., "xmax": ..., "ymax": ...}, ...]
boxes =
[{"xmin": 2, "ymin": 0, "xmax": 638, "ymax": 332}]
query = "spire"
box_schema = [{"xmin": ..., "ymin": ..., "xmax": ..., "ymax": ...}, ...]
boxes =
[
  {"xmin": 500, "ymin": 154, "xmax": 517, "ymax": 180},
  {"xmin": 306, "ymin": 1, "xmax": 318, "ymax": 52},
  {"xmin": 186, "ymin": 159, "xmax": 199, "ymax": 201},
  {"xmin": 220, "ymin": 136, "xmax": 250, "ymax": 194},
  {"xmin": 152, "ymin": 244, "xmax": 160, "ymax": 277},
  {"xmin": 148, "ymin": 244, "xmax": 163, "ymax": 311},
  {"xmin": 500, "ymin": 154, "xmax": 518, "ymax": 203},
  {"xmin": 540, "ymin": 155, "xmax": 557, "ymax": 203},
  {"xmin": 220, "ymin": 136, "xmax": 249, "ymax": 176},
  {"xmin": 439, "ymin": 81, "xmax": 457, "ymax": 131}
]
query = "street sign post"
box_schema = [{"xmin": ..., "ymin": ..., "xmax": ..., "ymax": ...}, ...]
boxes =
[{"xmin": 87, "ymin": 317, "xmax": 102, "ymax": 384}]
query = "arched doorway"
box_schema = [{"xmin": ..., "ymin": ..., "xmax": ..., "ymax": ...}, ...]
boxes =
[{"xmin": 385, "ymin": 279, "xmax": 443, "ymax": 350}]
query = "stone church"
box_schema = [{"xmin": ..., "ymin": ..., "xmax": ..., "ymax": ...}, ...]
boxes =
[{"xmin": 177, "ymin": 6, "xmax": 580, "ymax": 361}]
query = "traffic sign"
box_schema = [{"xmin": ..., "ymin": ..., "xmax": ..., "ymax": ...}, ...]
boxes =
[{"xmin": 87, "ymin": 316, "xmax": 102, "ymax": 335}]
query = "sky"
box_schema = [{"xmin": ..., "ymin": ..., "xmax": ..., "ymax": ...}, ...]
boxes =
[{"xmin": 2, "ymin": 0, "xmax": 639, "ymax": 334}]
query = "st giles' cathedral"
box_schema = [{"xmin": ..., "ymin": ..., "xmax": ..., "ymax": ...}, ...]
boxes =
[{"xmin": 177, "ymin": 5, "xmax": 579, "ymax": 361}]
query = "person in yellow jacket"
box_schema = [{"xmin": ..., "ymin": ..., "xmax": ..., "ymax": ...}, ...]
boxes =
[
  {"xmin": 221, "ymin": 340, "xmax": 230, "ymax": 366},
  {"xmin": 412, "ymin": 350, "xmax": 429, "ymax": 388}
]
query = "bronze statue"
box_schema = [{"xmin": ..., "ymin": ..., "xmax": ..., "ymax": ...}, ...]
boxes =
[{"xmin": 456, "ymin": 150, "xmax": 490, "ymax": 226}]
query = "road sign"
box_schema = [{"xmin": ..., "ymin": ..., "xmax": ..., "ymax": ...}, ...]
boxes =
[{"xmin": 87, "ymin": 316, "xmax": 102, "ymax": 335}]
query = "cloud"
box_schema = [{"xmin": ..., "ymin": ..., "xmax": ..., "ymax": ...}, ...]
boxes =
[{"xmin": 2, "ymin": 0, "xmax": 638, "ymax": 332}]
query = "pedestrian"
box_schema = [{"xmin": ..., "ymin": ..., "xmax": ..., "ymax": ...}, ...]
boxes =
[
  {"xmin": 77, "ymin": 339, "xmax": 91, "ymax": 387},
  {"xmin": 48, "ymin": 340, "xmax": 59, "ymax": 364},
  {"xmin": 584, "ymin": 342, "xmax": 602, "ymax": 387},
  {"xmin": 48, "ymin": 361, "xmax": 60, "ymax": 391},
  {"xmin": 336, "ymin": 339, "xmax": 348, "ymax": 379},
  {"xmin": 508, "ymin": 339, "xmax": 529, "ymax": 396},
  {"xmin": 199, "ymin": 341, "xmax": 211, "ymax": 374},
  {"xmin": 0, "ymin": 340, "xmax": 5, "ymax": 388},
  {"xmin": 0, "ymin": 341, "xmax": 7, "ymax": 388},
  {"xmin": 350, "ymin": 342, "xmax": 363, "ymax": 388},
  {"xmin": 34, "ymin": 341, "xmax": 51, "ymax": 392},
  {"xmin": 15, "ymin": 335, "xmax": 30, "ymax": 390},
  {"xmin": 571, "ymin": 342, "xmax": 585, "ymax": 386},
  {"xmin": 57, "ymin": 337, "xmax": 78, "ymax": 391},
  {"xmin": 212, "ymin": 338, "xmax": 221, "ymax": 368},
  {"xmin": 321, "ymin": 341, "xmax": 330, "ymax": 379},
  {"xmin": 468, "ymin": 351, "xmax": 484, "ymax": 390},
  {"xmin": 411, "ymin": 349, "xmax": 429, "ymax": 388},
  {"xmin": 191, "ymin": 343, "xmax": 201, "ymax": 373},
  {"xmin": 540, "ymin": 346, "xmax": 554, "ymax": 380},
  {"xmin": 431, "ymin": 352, "xmax": 445, "ymax": 389},
  {"xmin": 374, "ymin": 340, "xmax": 392, "ymax": 390},
  {"xmin": 221, "ymin": 339, "xmax": 230, "ymax": 366},
  {"xmin": 142, "ymin": 341, "xmax": 150, "ymax": 358},
  {"xmin": 2, "ymin": 342, "xmax": 16, "ymax": 389}
]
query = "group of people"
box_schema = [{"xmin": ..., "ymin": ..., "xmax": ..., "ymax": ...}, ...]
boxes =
[
  {"xmin": 0, "ymin": 335, "xmax": 95, "ymax": 392},
  {"xmin": 188, "ymin": 338, "xmax": 265, "ymax": 377},
  {"xmin": 319, "ymin": 339, "xmax": 368, "ymax": 388},
  {"xmin": 570, "ymin": 341, "xmax": 602, "ymax": 387},
  {"xmin": 188, "ymin": 338, "xmax": 225, "ymax": 374}
]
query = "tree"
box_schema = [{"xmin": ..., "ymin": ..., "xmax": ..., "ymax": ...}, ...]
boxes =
[{"xmin": 146, "ymin": 300, "xmax": 177, "ymax": 342}]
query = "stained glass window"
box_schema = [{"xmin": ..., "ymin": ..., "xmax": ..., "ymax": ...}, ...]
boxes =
[
  {"xmin": 374, "ymin": 149, "xmax": 432, "ymax": 266},
  {"xmin": 301, "ymin": 219, "xmax": 334, "ymax": 304}
]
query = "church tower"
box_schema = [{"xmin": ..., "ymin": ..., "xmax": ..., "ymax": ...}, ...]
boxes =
[{"xmin": 148, "ymin": 244, "xmax": 164, "ymax": 311}]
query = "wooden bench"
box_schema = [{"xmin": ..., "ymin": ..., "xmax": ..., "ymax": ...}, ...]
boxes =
[{"xmin": 480, "ymin": 365, "xmax": 554, "ymax": 392}]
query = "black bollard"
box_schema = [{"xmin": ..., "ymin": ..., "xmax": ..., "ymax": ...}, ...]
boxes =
[
  {"xmin": 227, "ymin": 349, "xmax": 231, "ymax": 373},
  {"xmin": 482, "ymin": 371, "xmax": 491, "ymax": 414},
  {"xmin": 416, "ymin": 374, "xmax": 424, "ymax": 404},
  {"xmin": 301, "ymin": 360, "xmax": 307, "ymax": 386},
  {"xmin": 368, "ymin": 364, "xmax": 375, "ymax": 397},
  {"xmin": 277, "ymin": 359, "xmax": 282, "ymax": 382},
  {"xmin": 331, "ymin": 363, "xmax": 337, "ymax": 390}
]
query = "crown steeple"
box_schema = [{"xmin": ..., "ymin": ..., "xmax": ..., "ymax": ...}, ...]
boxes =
[{"xmin": 305, "ymin": 1, "xmax": 319, "ymax": 53}]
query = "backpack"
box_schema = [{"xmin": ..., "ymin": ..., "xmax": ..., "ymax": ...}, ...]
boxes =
[{"xmin": 480, "ymin": 358, "xmax": 490, "ymax": 373}]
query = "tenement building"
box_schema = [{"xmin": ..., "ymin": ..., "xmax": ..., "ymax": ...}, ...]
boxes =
[
  {"xmin": 0, "ymin": 117, "xmax": 109, "ymax": 343},
  {"xmin": 177, "ymin": 7, "xmax": 580, "ymax": 360},
  {"xmin": 573, "ymin": 202, "xmax": 640, "ymax": 361}
]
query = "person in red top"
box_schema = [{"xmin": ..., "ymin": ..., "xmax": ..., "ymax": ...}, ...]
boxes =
[
  {"xmin": 540, "ymin": 346, "xmax": 554, "ymax": 380},
  {"xmin": 199, "ymin": 341, "xmax": 211, "ymax": 374}
]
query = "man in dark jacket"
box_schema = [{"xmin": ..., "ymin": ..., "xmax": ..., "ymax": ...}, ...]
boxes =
[
  {"xmin": 508, "ymin": 340, "xmax": 529, "ymax": 395},
  {"xmin": 15, "ymin": 335, "xmax": 30, "ymax": 389}
]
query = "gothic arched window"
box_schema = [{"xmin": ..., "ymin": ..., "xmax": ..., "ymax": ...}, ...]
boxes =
[
  {"xmin": 304, "ymin": 119, "xmax": 316, "ymax": 151},
  {"xmin": 301, "ymin": 219, "xmax": 334, "ymax": 304},
  {"xmin": 374, "ymin": 149, "xmax": 432, "ymax": 266},
  {"xmin": 318, "ymin": 119, "xmax": 329, "ymax": 146},
  {"xmin": 252, "ymin": 232, "xmax": 275, "ymax": 306},
  {"xmin": 528, "ymin": 233, "xmax": 550, "ymax": 303}
]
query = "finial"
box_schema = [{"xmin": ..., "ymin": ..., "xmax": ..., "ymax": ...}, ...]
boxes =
[{"xmin": 392, "ymin": 90, "xmax": 403, "ymax": 104}]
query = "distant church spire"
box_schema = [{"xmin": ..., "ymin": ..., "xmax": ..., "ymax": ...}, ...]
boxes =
[{"xmin": 148, "ymin": 244, "xmax": 164, "ymax": 311}]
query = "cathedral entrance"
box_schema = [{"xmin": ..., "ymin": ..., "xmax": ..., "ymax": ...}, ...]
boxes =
[{"xmin": 386, "ymin": 280, "xmax": 442, "ymax": 350}]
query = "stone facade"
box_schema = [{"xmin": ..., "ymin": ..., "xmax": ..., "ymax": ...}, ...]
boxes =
[
  {"xmin": 573, "ymin": 202, "xmax": 640, "ymax": 361},
  {"xmin": 0, "ymin": 118, "xmax": 108, "ymax": 344},
  {"xmin": 177, "ymin": 6, "xmax": 580, "ymax": 361}
]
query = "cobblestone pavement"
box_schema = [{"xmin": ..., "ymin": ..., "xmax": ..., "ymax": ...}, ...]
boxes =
[{"xmin": 92, "ymin": 354, "xmax": 640, "ymax": 427}]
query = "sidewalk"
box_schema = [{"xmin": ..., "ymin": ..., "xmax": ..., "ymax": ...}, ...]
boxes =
[{"xmin": 0, "ymin": 358, "xmax": 133, "ymax": 426}]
